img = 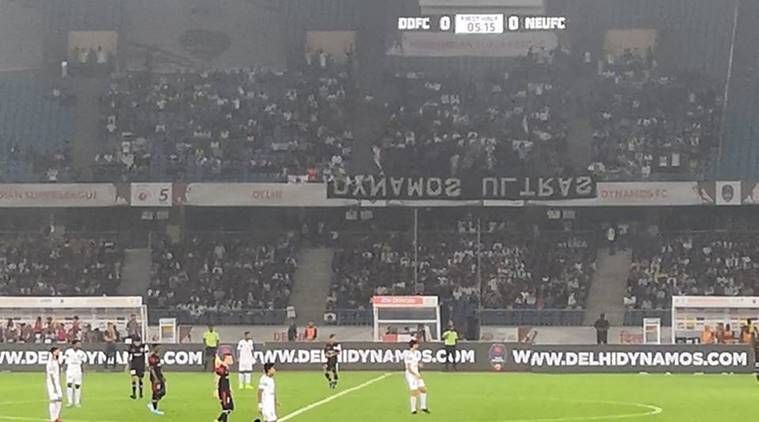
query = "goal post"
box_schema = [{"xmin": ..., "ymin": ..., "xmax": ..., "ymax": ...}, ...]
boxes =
[
  {"xmin": 671, "ymin": 296, "xmax": 759, "ymax": 344},
  {"xmin": 372, "ymin": 296, "xmax": 441, "ymax": 342},
  {"xmin": 0, "ymin": 296, "xmax": 147, "ymax": 341}
]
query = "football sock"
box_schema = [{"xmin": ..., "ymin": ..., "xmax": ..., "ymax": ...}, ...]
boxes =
[
  {"xmin": 49, "ymin": 403, "xmax": 56, "ymax": 420},
  {"xmin": 66, "ymin": 386, "xmax": 73, "ymax": 405},
  {"xmin": 74, "ymin": 385, "xmax": 81, "ymax": 405},
  {"xmin": 420, "ymin": 393, "xmax": 428, "ymax": 409},
  {"xmin": 410, "ymin": 396, "xmax": 417, "ymax": 412}
]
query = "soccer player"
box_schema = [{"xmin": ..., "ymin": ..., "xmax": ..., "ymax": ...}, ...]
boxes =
[
  {"xmin": 147, "ymin": 344, "xmax": 166, "ymax": 415},
  {"xmin": 257, "ymin": 363, "xmax": 279, "ymax": 422},
  {"xmin": 215, "ymin": 352, "xmax": 234, "ymax": 422},
  {"xmin": 46, "ymin": 347, "xmax": 63, "ymax": 422},
  {"xmin": 236, "ymin": 331, "xmax": 255, "ymax": 389},
  {"xmin": 63, "ymin": 339, "xmax": 87, "ymax": 408},
  {"xmin": 323, "ymin": 334, "xmax": 341, "ymax": 389},
  {"xmin": 404, "ymin": 339, "xmax": 430, "ymax": 415},
  {"xmin": 128, "ymin": 337, "xmax": 148, "ymax": 399}
]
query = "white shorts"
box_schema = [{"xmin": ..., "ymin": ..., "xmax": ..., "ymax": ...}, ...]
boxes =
[
  {"xmin": 47, "ymin": 382, "xmax": 62, "ymax": 401},
  {"xmin": 261, "ymin": 405, "xmax": 277, "ymax": 421},
  {"xmin": 405, "ymin": 373, "xmax": 425, "ymax": 391},
  {"xmin": 238, "ymin": 359, "xmax": 254, "ymax": 373},
  {"xmin": 66, "ymin": 370, "xmax": 82, "ymax": 385}
]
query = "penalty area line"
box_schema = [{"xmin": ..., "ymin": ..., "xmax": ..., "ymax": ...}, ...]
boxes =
[{"xmin": 279, "ymin": 372, "xmax": 393, "ymax": 421}]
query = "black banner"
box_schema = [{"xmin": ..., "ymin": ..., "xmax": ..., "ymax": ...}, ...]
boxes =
[
  {"xmin": 327, "ymin": 175, "xmax": 596, "ymax": 201},
  {"xmin": 0, "ymin": 342, "xmax": 752, "ymax": 374}
]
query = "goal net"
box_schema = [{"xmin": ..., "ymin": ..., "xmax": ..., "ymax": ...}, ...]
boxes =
[
  {"xmin": 672, "ymin": 296, "xmax": 759, "ymax": 344},
  {"xmin": 372, "ymin": 296, "xmax": 441, "ymax": 342},
  {"xmin": 0, "ymin": 296, "xmax": 147, "ymax": 342}
]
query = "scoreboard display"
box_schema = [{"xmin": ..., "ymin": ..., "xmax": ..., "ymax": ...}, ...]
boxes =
[{"xmin": 397, "ymin": 14, "xmax": 567, "ymax": 34}]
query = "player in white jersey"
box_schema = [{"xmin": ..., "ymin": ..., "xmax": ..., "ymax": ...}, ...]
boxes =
[
  {"xmin": 257, "ymin": 363, "xmax": 279, "ymax": 422},
  {"xmin": 236, "ymin": 331, "xmax": 255, "ymax": 389},
  {"xmin": 63, "ymin": 340, "xmax": 87, "ymax": 407},
  {"xmin": 46, "ymin": 347, "xmax": 63, "ymax": 422},
  {"xmin": 403, "ymin": 339, "xmax": 430, "ymax": 415}
]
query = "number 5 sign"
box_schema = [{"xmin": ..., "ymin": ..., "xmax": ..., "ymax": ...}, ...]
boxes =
[{"xmin": 130, "ymin": 183, "xmax": 173, "ymax": 207}]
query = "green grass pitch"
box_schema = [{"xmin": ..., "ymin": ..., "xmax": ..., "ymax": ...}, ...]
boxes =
[{"xmin": 0, "ymin": 371, "xmax": 756, "ymax": 421}]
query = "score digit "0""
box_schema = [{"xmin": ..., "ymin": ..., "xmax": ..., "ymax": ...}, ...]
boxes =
[
  {"xmin": 507, "ymin": 15, "xmax": 520, "ymax": 31},
  {"xmin": 439, "ymin": 15, "xmax": 451, "ymax": 31}
]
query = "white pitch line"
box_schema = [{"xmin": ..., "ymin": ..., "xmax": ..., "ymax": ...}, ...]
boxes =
[
  {"xmin": 0, "ymin": 416, "xmax": 123, "ymax": 422},
  {"xmin": 490, "ymin": 400, "xmax": 663, "ymax": 422},
  {"xmin": 279, "ymin": 373, "xmax": 393, "ymax": 421}
]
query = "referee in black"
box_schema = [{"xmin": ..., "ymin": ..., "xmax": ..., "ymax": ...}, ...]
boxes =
[{"xmin": 442, "ymin": 321, "xmax": 459, "ymax": 371}]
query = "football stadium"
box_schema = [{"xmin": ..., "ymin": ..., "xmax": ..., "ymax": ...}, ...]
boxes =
[{"xmin": 0, "ymin": 0, "xmax": 758, "ymax": 421}]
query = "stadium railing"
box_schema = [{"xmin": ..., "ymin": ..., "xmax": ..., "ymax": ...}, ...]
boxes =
[
  {"xmin": 325, "ymin": 309, "xmax": 373, "ymax": 326},
  {"xmin": 480, "ymin": 309, "xmax": 585, "ymax": 326},
  {"xmin": 148, "ymin": 308, "xmax": 287, "ymax": 326},
  {"xmin": 623, "ymin": 309, "xmax": 671, "ymax": 327}
]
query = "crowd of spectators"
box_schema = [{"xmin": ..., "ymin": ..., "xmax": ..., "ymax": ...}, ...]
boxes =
[
  {"xmin": 95, "ymin": 57, "xmax": 354, "ymax": 182},
  {"xmin": 587, "ymin": 50, "xmax": 720, "ymax": 180},
  {"xmin": 480, "ymin": 232, "xmax": 596, "ymax": 310},
  {"xmin": 0, "ymin": 45, "xmax": 722, "ymax": 184},
  {"xmin": 375, "ymin": 48, "xmax": 574, "ymax": 178},
  {"xmin": 0, "ymin": 315, "xmax": 124, "ymax": 344},
  {"xmin": 327, "ymin": 222, "xmax": 597, "ymax": 314},
  {"xmin": 148, "ymin": 233, "xmax": 298, "ymax": 316},
  {"xmin": 327, "ymin": 232, "xmax": 414, "ymax": 312},
  {"xmin": 626, "ymin": 232, "xmax": 759, "ymax": 310},
  {"xmin": 0, "ymin": 233, "xmax": 123, "ymax": 296}
]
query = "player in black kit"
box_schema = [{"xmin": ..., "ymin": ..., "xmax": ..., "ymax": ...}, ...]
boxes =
[
  {"xmin": 323, "ymin": 334, "xmax": 341, "ymax": 389},
  {"xmin": 128, "ymin": 337, "xmax": 148, "ymax": 399},
  {"xmin": 147, "ymin": 344, "xmax": 166, "ymax": 415},
  {"xmin": 215, "ymin": 352, "xmax": 234, "ymax": 422}
]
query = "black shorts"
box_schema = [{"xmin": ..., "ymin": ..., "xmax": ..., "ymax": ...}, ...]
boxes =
[
  {"xmin": 219, "ymin": 391, "xmax": 234, "ymax": 411},
  {"xmin": 325, "ymin": 358, "xmax": 338, "ymax": 372},
  {"xmin": 151, "ymin": 381, "xmax": 166, "ymax": 400},
  {"xmin": 130, "ymin": 364, "xmax": 145, "ymax": 378}
]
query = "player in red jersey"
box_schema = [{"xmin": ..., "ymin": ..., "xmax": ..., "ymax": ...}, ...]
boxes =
[
  {"xmin": 147, "ymin": 344, "xmax": 166, "ymax": 416},
  {"xmin": 214, "ymin": 351, "xmax": 235, "ymax": 422}
]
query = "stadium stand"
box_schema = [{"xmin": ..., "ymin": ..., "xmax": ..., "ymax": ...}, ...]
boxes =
[
  {"xmin": 586, "ymin": 53, "xmax": 720, "ymax": 180},
  {"xmin": 94, "ymin": 61, "xmax": 354, "ymax": 182},
  {"xmin": 0, "ymin": 232, "xmax": 123, "ymax": 296},
  {"xmin": 148, "ymin": 232, "xmax": 298, "ymax": 324},
  {"xmin": 374, "ymin": 50, "xmax": 573, "ymax": 178},
  {"xmin": 626, "ymin": 232, "xmax": 759, "ymax": 311},
  {"xmin": 0, "ymin": 71, "xmax": 75, "ymax": 182}
]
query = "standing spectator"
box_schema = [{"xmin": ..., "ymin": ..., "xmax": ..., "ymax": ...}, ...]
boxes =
[
  {"xmin": 203, "ymin": 325, "xmax": 220, "ymax": 371},
  {"xmin": 442, "ymin": 321, "xmax": 459, "ymax": 371},
  {"xmin": 55, "ymin": 323, "xmax": 68, "ymax": 343},
  {"xmin": 304, "ymin": 321, "xmax": 318, "ymax": 342},
  {"xmin": 287, "ymin": 320, "xmax": 298, "ymax": 342},
  {"xmin": 594, "ymin": 313, "xmax": 610, "ymax": 345},
  {"xmin": 33, "ymin": 317, "xmax": 43, "ymax": 340},
  {"xmin": 103, "ymin": 323, "xmax": 117, "ymax": 369},
  {"xmin": 126, "ymin": 314, "xmax": 140, "ymax": 339},
  {"xmin": 606, "ymin": 226, "xmax": 617, "ymax": 256}
]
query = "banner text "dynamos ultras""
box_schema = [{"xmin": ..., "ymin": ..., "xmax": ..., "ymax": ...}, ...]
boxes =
[{"xmin": 327, "ymin": 175, "xmax": 596, "ymax": 200}]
